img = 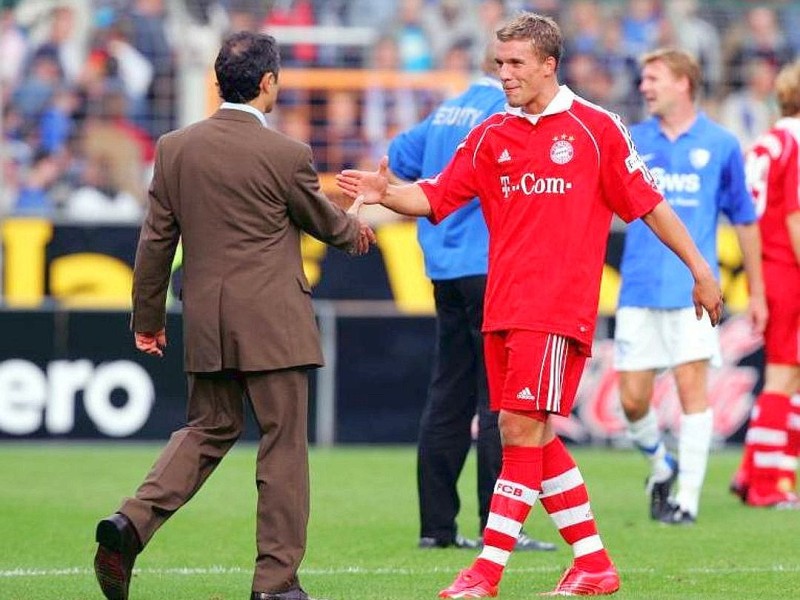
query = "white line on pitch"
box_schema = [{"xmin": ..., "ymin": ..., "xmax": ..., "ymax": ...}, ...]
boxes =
[{"xmin": 2, "ymin": 565, "xmax": 799, "ymax": 578}]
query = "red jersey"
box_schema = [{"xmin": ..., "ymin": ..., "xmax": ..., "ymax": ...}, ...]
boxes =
[
  {"xmin": 745, "ymin": 117, "xmax": 800, "ymax": 267},
  {"xmin": 418, "ymin": 87, "xmax": 662, "ymax": 350}
]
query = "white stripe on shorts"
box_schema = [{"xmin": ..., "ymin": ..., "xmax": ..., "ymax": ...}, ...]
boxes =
[
  {"xmin": 547, "ymin": 334, "xmax": 568, "ymax": 412},
  {"xmin": 536, "ymin": 334, "xmax": 552, "ymax": 411}
]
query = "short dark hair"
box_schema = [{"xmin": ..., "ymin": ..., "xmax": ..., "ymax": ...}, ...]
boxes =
[
  {"xmin": 496, "ymin": 12, "xmax": 563, "ymax": 67},
  {"xmin": 214, "ymin": 31, "xmax": 281, "ymax": 103}
]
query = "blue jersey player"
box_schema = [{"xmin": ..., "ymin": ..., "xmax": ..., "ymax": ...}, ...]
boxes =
[{"xmin": 614, "ymin": 48, "xmax": 767, "ymax": 525}]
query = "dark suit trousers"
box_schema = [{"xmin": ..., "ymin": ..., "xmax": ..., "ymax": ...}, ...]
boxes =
[
  {"xmin": 119, "ymin": 368, "xmax": 310, "ymax": 594},
  {"xmin": 417, "ymin": 275, "xmax": 501, "ymax": 541}
]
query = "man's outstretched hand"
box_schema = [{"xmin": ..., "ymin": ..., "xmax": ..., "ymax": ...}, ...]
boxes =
[
  {"xmin": 352, "ymin": 217, "xmax": 377, "ymax": 255},
  {"xmin": 135, "ymin": 328, "xmax": 167, "ymax": 357},
  {"xmin": 337, "ymin": 156, "xmax": 389, "ymax": 206}
]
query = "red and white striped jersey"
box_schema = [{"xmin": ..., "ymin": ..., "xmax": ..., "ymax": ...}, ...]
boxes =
[
  {"xmin": 418, "ymin": 86, "xmax": 662, "ymax": 351},
  {"xmin": 745, "ymin": 117, "xmax": 800, "ymax": 267}
]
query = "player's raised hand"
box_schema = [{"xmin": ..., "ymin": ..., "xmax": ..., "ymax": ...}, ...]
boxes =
[{"xmin": 337, "ymin": 156, "xmax": 389, "ymax": 207}]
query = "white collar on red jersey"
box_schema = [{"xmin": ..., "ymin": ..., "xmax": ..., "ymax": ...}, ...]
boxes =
[{"xmin": 505, "ymin": 85, "xmax": 575, "ymax": 125}]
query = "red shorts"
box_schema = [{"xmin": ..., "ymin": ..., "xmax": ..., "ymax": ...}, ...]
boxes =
[
  {"xmin": 763, "ymin": 262, "xmax": 800, "ymax": 366},
  {"xmin": 484, "ymin": 330, "xmax": 587, "ymax": 416}
]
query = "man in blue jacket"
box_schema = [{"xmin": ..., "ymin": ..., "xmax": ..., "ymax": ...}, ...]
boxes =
[{"xmin": 388, "ymin": 46, "xmax": 554, "ymax": 551}]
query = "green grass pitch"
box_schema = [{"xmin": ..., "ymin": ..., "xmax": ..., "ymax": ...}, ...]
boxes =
[{"xmin": 1, "ymin": 444, "xmax": 798, "ymax": 599}]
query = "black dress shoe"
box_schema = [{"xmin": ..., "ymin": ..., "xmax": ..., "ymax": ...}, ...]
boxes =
[
  {"xmin": 418, "ymin": 533, "xmax": 479, "ymax": 549},
  {"xmin": 94, "ymin": 513, "xmax": 142, "ymax": 600},
  {"xmin": 251, "ymin": 587, "xmax": 310, "ymax": 600}
]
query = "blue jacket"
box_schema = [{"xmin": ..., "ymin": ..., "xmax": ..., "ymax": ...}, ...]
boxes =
[{"xmin": 388, "ymin": 76, "xmax": 506, "ymax": 280}]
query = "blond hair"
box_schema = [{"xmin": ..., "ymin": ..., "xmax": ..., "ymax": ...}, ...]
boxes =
[
  {"xmin": 775, "ymin": 60, "xmax": 800, "ymax": 117},
  {"xmin": 640, "ymin": 48, "xmax": 702, "ymax": 100},
  {"xmin": 496, "ymin": 12, "xmax": 563, "ymax": 66}
]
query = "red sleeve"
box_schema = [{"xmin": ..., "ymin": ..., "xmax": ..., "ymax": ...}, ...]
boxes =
[
  {"xmin": 599, "ymin": 115, "xmax": 663, "ymax": 222},
  {"xmin": 418, "ymin": 137, "xmax": 481, "ymax": 224},
  {"xmin": 783, "ymin": 134, "xmax": 800, "ymax": 217}
]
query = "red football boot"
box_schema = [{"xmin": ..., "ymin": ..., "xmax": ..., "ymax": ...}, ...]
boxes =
[
  {"xmin": 746, "ymin": 489, "xmax": 800, "ymax": 509},
  {"xmin": 541, "ymin": 565, "xmax": 620, "ymax": 596},
  {"xmin": 438, "ymin": 569, "xmax": 499, "ymax": 599}
]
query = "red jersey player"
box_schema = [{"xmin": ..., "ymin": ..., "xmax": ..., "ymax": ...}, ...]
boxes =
[
  {"xmin": 338, "ymin": 13, "xmax": 722, "ymax": 598},
  {"xmin": 733, "ymin": 60, "xmax": 800, "ymax": 509}
]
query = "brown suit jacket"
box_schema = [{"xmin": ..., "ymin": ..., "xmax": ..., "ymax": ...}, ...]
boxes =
[{"xmin": 131, "ymin": 108, "xmax": 360, "ymax": 372}]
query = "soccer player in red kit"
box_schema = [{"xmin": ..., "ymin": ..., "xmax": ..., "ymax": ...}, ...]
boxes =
[
  {"xmin": 733, "ymin": 60, "xmax": 800, "ymax": 509},
  {"xmin": 338, "ymin": 13, "xmax": 723, "ymax": 597}
]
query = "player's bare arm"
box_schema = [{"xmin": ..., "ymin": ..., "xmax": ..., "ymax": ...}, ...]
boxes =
[
  {"xmin": 733, "ymin": 222, "xmax": 768, "ymax": 335},
  {"xmin": 337, "ymin": 156, "xmax": 432, "ymax": 217},
  {"xmin": 641, "ymin": 200, "xmax": 724, "ymax": 325}
]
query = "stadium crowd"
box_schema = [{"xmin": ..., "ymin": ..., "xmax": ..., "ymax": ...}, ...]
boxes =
[{"xmin": 1, "ymin": 0, "xmax": 799, "ymax": 222}]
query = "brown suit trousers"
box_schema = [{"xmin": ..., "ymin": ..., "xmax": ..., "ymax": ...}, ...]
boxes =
[{"xmin": 120, "ymin": 367, "xmax": 310, "ymax": 593}]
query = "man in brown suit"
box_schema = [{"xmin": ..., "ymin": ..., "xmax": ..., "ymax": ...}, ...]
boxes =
[{"xmin": 93, "ymin": 31, "xmax": 375, "ymax": 600}]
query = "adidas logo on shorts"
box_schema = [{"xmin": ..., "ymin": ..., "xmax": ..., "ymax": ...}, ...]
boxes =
[{"xmin": 516, "ymin": 387, "xmax": 536, "ymax": 401}]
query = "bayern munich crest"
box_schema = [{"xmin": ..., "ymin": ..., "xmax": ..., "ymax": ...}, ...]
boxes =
[{"xmin": 550, "ymin": 135, "xmax": 575, "ymax": 165}]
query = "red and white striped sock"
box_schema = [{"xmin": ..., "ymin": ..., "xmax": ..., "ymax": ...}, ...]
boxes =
[
  {"xmin": 747, "ymin": 393, "xmax": 791, "ymax": 497},
  {"xmin": 540, "ymin": 437, "xmax": 612, "ymax": 573},
  {"xmin": 473, "ymin": 445, "xmax": 542, "ymax": 586},
  {"xmin": 784, "ymin": 394, "xmax": 800, "ymax": 490}
]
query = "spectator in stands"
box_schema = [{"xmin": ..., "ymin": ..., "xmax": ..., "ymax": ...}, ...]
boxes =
[
  {"xmin": 225, "ymin": 0, "xmax": 266, "ymax": 33},
  {"xmin": 80, "ymin": 89, "xmax": 153, "ymax": 207},
  {"xmin": 419, "ymin": 0, "xmax": 479, "ymax": 70},
  {"xmin": 314, "ymin": 90, "xmax": 367, "ymax": 172},
  {"xmin": 620, "ymin": 0, "xmax": 664, "ymax": 60},
  {"xmin": 20, "ymin": 3, "xmax": 87, "ymax": 85},
  {"xmin": 723, "ymin": 5, "xmax": 793, "ymax": 92},
  {"xmin": 12, "ymin": 49, "xmax": 63, "ymax": 123},
  {"xmin": 664, "ymin": 0, "xmax": 722, "ymax": 99},
  {"xmin": 39, "ymin": 86, "xmax": 79, "ymax": 154},
  {"xmin": 563, "ymin": 0, "xmax": 604, "ymax": 57},
  {"xmin": 63, "ymin": 154, "xmax": 143, "ymax": 223},
  {"xmin": 363, "ymin": 34, "xmax": 425, "ymax": 160},
  {"xmin": 122, "ymin": 0, "xmax": 177, "ymax": 138},
  {"xmin": 13, "ymin": 150, "xmax": 65, "ymax": 216},
  {"xmin": 0, "ymin": 2, "xmax": 28, "ymax": 93},
  {"xmin": 96, "ymin": 20, "xmax": 156, "ymax": 126},
  {"xmin": 719, "ymin": 57, "xmax": 779, "ymax": 151},
  {"xmin": 472, "ymin": 0, "xmax": 508, "ymax": 73},
  {"xmin": 276, "ymin": 104, "xmax": 312, "ymax": 144},
  {"xmin": 391, "ymin": 0, "xmax": 434, "ymax": 72},
  {"xmin": 264, "ymin": 0, "xmax": 317, "ymax": 66}
]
